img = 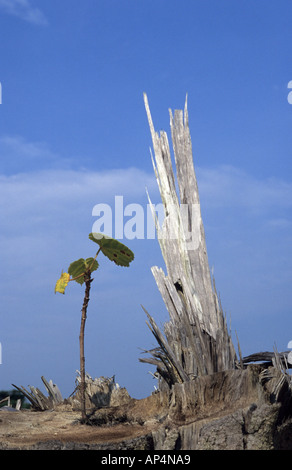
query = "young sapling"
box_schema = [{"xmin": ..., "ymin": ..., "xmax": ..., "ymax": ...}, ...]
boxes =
[{"xmin": 55, "ymin": 232, "xmax": 134, "ymax": 423}]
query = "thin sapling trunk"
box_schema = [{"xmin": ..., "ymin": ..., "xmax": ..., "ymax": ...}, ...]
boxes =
[{"xmin": 79, "ymin": 270, "xmax": 93, "ymax": 423}]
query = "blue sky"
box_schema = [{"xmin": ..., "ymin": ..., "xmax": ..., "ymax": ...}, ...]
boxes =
[{"xmin": 0, "ymin": 0, "xmax": 291, "ymax": 399}]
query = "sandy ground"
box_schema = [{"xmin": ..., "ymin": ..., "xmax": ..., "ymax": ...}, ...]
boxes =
[
  {"xmin": 0, "ymin": 396, "xmax": 164, "ymax": 450},
  {"xmin": 0, "ymin": 409, "xmax": 156, "ymax": 449}
]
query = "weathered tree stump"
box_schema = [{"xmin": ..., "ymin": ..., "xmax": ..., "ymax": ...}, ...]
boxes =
[{"xmin": 139, "ymin": 94, "xmax": 292, "ymax": 449}]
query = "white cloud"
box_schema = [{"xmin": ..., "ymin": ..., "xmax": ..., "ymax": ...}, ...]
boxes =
[
  {"xmin": 0, "ymin": 166, "xmax": 158, "ymax": 295},
  {"xmin": 0, "ymin": 0, "xmax": 48, "ymax": 25},
  {"xmin": 0, "ymin": 150, "xmax": 291, "ymax": 398},
  {"xmin": 0, "ymin": 135, "xmax": 56, "ymax": 160},
  {"xmin": 196, "ymin": 165, "xmax": 292, "ymax": 214},
  {"xmin": 266, "ymin": 218, "xmax": 292, "ymax": 229},
  {"xmin": 0, "ymin": 167, "xmax": 158, "ymax": 236},
  {"xmin": 1, "ymin": 162, "xmax": 291, "ymax": 244}
]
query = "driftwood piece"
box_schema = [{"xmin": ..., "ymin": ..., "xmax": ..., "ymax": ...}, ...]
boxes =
[
  {"xmin": 0, "ymin": 396, "xmax": 10, "ymax": 407},
  {"xmin": 12, "ymin": 384, "xmax": 42, "ymax": 410},
  {"xmin": 141, "ymin": 94, "xmax": 237, "ymax": 386},
  {"xmin": 41, "ymin": 376, "xmax": 63, "ymax": 404},
  {"xmin": 12, "ymin": 376, "xmax": 63, "ymax": 411},
  {"xmin": 243, "ymin": 351, "xmax": 291, "ymax": 368},
  {"xmin": 72, "ymin": 372, "xmax": 132, "ymax": 411},
  {"xmin": 12, "ymin": 373, "xmax": 131, "ymax": 412}
]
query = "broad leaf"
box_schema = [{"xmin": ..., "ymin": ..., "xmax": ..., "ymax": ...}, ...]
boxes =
[
  {"xmin": 55, "ymin": 272, "xmax": 70, "ymax": 294},
  {"xmin": 89, "ymin": 233, "xmax": 134, "ymax": 267},
  {"xmin": 68, "ymin": 259, "xmax": 86, "ymax": 285},
  {"xmin": 68, "ymin": 257, "xmax": 98, "ymax": 285},
  {"xmin": 84, "ymin": 257, "xmax": 99, "ymax": 272}
]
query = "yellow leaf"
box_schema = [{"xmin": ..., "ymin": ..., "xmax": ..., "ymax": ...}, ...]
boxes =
[{"xmin": 55, "ymin": 272, "xmax": 70, "ymax": 294}]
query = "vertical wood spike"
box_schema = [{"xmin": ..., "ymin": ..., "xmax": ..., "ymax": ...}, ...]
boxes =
[{"xmin": 141, "ymin": 94, "xmax": 237, "ymax": 386}]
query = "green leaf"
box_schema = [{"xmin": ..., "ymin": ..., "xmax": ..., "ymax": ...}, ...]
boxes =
[
  {"xmin": 55, "ymin": 271, "xmax": 70, "ymax": 294},
  {"xmin": 84, "ymin": 257, "xmax": 99, "ymax": 273},
  {"xmin": 68, "ymin": 257, "xmax": 99, "ymax": 285},
  {"xmin": 68, "ymin": 259, "xmax": 86, "ymax": 285},
  {"xmin": 89, "ymin": 233, "xmax": 134, "ymax": 267}
]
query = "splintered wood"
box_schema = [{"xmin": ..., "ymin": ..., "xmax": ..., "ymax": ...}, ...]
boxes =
[
  {"xmin": 140, "ymin": 94, "xmax": 237, "ymax": 387},
  {"xmin": 12, "ymin": 376, "xmax": 63, "ymax": 411},
  {"xmin": 12, "ymin": 374, "xmax": 131, "ymax": 412}
]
